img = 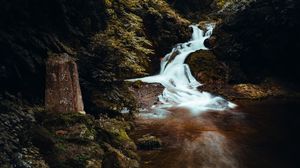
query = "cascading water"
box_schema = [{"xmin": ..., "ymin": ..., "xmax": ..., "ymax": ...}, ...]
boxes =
[{"xmin": 127, "ymin": 24, "xmax": 236, "ymax": 117}]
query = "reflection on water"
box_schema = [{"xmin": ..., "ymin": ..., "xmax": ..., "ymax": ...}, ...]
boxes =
[{"xmin": 133, "ymin": 99, "xmax": 300, "ymax": 168}]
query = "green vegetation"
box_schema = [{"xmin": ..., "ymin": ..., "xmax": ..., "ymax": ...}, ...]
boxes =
[{"xmin": 30, "ymin": 109, "xmax": 138, "ymax": 167}]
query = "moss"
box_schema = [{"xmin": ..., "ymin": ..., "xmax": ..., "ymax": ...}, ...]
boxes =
[
  {"xmin": 90, "ymin": 0, "xmax": 190, "ymax": 80},
  {"xmin": 130, "ymin": 80, "xmax": 143, "ymax": 89},
  {"xmin": 67, "ymin": 154, "xmax": 90, "ymax": 167},
  {"xmin": 32, "ymin": 111, "xmax": 137, "ymax": 166},
  {"xmin": 232, "ymin": 84, "xmax": 269, "ymax": 99},
  {"xmin": 97, "ymin": 118, "xmax": 132, "ymax": 144},
  {"xmin": 52, "ymin": 124, "xmax": 96, "ymax": 143},
  {"xmin": 35, "ymin": 111, "xmax": 95, "ymax": 130},
  {"xmin": 118, "ymin": 129, "xmax": 130, "ymax": 141},
  {"xmin": 215, "ymin": 0, "xmax": 228, "ymax": 8},
  {"xmin": 96, "ymin": 117, "xmax": 138, "ymax": 160},
  {"xmin": 213, "ymin": 0, "xmax": 254, "ymax": 13},
  {"xmin": 91, "ymin": 0, "xmax": 155, "ymax": 79},
  {"xmin": 102, "ymin": 144, "xmax": 139, "ymax": 168},
  {"xmin": 50, "ymin": 141, "xmax": 104, "ymax": 168},
  {"xmin": 90, "ymin": 83, "xmax": 138, "ymax": 116},
  {"xmin": 186, "ymin": 50, "xmax": 228, "ymax": 84}
]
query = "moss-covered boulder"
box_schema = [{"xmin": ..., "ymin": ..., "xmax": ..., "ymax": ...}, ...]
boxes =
[{"xmin": 186, "ymin": 50, "xmax": 229, "ymax": 84}]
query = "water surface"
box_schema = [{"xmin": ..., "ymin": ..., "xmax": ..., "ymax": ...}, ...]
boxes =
[{"xmin": 133, "ymin": 99, "xmax": 300, "ymax": 168}]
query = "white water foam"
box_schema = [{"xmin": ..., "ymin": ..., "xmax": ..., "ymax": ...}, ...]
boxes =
[{"xmin": 127, "ymin": 24, "xmax": 236, "ymax": 117}]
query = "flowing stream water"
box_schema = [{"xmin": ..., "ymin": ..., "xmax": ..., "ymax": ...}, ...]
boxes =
[
  {"xmin": 126, "ymin": 24, "xmax": 241, "ymax": 167},
  {"xmin": 127, "ymin": 24, "xmax": 236, "ymax": 118}
]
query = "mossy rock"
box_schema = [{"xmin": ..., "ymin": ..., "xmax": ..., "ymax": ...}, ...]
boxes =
[
  {"xmin": 186, "ymin": 50, "xmax": 228, "ymax": 84},
  {"xmin": 52, "ymin": 142, "xmax": 104, "ymax": 168},
  {"xmin": 96, "ymin": 118, "xmax": 136, "ymax": 151},
  {"xmin": 131, "ymin": 80, "xmax": 144, "ymax": 89},
  {"xmin": 54, "ymin": 123, "xmax": 96, "ymax": 143},
  {"xmin": 35, "ymin": 111, "xmax": 95, "ymax": 130},
  {"xmin": 232, "ymin": 84, "xmax": 269, "ymax": 99},
  {"xmin": 137, "ymin": 134, "xmax": 162, "ymax": 150},
  {"xmin": 102, "ymin": 144, "xmax": 139, "ymax": 168},
  {"xmin": 89, "ymin": 84, "xmax": 137, "ymax": 116}
]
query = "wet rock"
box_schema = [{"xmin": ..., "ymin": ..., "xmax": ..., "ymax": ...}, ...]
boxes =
[
  {"xmin": 204, "ymin": 36, "xmax": 217, "ymax": 49},
  {"xmin": 232, "ymin": 84, "xmax": 268, "ymax": 99},
  {"xmin": 131, "ymin": 80, "xmax": 144, "ymax": 89},
  {"xmin": 45, "ymin": 54, "xmax": 85, "ymax": 114},
  {"xmin": 137, "ymin": 134, "xmax": 162, "ymax": 150},
  {"xmin": 186, "ymin": 50, "xmax": 229, "ymax": 84},
  {"xmin": 129, "ymin": 83, "xmax": 164, "ymax": 112}
]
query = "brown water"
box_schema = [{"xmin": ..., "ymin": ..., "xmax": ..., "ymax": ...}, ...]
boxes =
[{"xmin": 133, "ymin": 99, "xmax": 300, "ymax": 168}]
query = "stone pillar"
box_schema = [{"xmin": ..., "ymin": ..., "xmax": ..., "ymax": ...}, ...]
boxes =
[{"xmin": 45, "ymin": 53, "xmax": 85, "ymax": 114}]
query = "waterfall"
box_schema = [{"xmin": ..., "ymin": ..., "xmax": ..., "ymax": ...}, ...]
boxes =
[{"xmin": 127, "ymin": 24, "xmax": 236, "ymax": 117}]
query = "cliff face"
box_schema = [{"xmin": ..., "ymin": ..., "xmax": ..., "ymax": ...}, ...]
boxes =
[{"xmin": 212, "ymin": 0, "xmax": 300, "ymax": 84}]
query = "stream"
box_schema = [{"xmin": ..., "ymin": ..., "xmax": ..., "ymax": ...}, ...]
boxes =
[
  {"xmin": 127, "ymin": 24, "xmax": 300, "ymax": 168},
  {"xmin": 127, "ymin": 24, "xmax": 235, "ymax": 118}
]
